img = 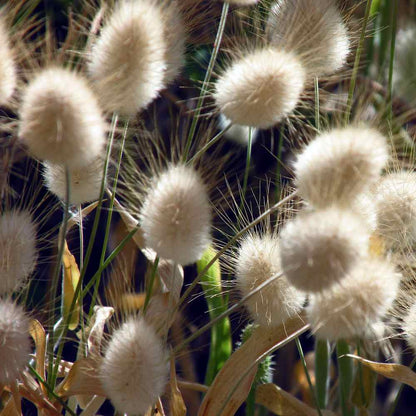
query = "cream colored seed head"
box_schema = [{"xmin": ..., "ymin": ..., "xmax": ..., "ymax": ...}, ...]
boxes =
[
  {"xmin": 43, "ymin": 159, "xmax": 104, "ymax": 205},
  {"xmin": 375, "ymin": 171, "xmax": 416, "ymax": 250},
  {"xmin": 88, "ymin": 0, "xmax": 178, "ymax": 115},
  {"xmin": 100, "ymin": 318, "xmax": 168, "ymax": 415},
  {"xmin": 140, "ymin": 165, "xmax": 211, "ymax": 265},
  {"xmin": 279, "ymin": 208, "xmax": 369, "ymax": 293},
  {"xmin": 19, "ymin": 68, "xmax": 106, "ymax": 169},
  {"xmin": 235, "ymin": 234, "xmax": 305, "ymax": 327},
  {"xmin": 267, "ymin": 0, "xmax": 350, "ymax": 77},
  {"xmin": 402, "ymin": 302, "xmax": 416, "ymax": 353},
  {"xmin": 307, "ymin": 258, "xmax": 401, "ymax": 341},
  {"xmin": 0, "ymin": 15, "xmax": 16, "ymax": 105},
  {"xmin": 294, "ymin": 127, "xmax": 389, "ymax": 209},
  {"xmin": 0, "ymin": 210, "xmax": 37, "ymax": 295},
  {"xmin": 214, "ymin": 48, "xmax": 305, "ymax": 129},
  {"xmin": 0, "ymin": 300, "xmax": 31, "ymax": 384}
]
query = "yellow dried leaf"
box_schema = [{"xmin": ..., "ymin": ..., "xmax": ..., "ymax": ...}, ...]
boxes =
[
  {"xmin": 198, "ymin": 315, "xmax": 309, "ymax": 416},
  {"xmin": 347, "ymin": 355, "xmax": 416, "ymax": 390},
  {"xmin": 170, "ymin": 356, "xmax": 187, "ymax": 416},
  {"xmin": 29, "ymin": 319, "xmax": 46, "ymax": 394},
  {"xmin": 255, "ymin": 384, "xmax": 337, "ymax": 416},
  {"xmin": 62, "ymin": 241, "xmax": 80, "ymax": 330}
]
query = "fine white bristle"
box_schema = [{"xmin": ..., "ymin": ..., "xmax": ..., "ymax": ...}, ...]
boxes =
[
  {"xmin": 279, "ymin": 208, "xmax": 369, "ymax": 293},
  {"xmin": 19, "ymin": 68, "xmax": 106, "ymax": 169},
  {"xmin": 0, "ymin": 15, "xmax": 16, "ymax": 105},
  {"xmin": 235, "ymin": 234, "xmax": 305, "ymax": 327},
  {"xmin": 140, "ymin": 165, "xmax": 211, "ymax": 265},
  {"xmin": 214, "ymin": 48, "xmax": 305, "ymax": 128},
  {"xmin": 100, "ymin": 318, "xmax": 168, "ymax": 415},
  {"xmin": 0, "ymin": 210, "xmax": 37, "ymax": 295}
]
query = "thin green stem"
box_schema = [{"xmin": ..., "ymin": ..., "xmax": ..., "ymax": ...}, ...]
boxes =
[
  {"xmin": 182, "ymin": 2, "xmax": 229, "ymax": 161},
  {"xmin": 143, "ymin": 256, "xmax": 160, "ymax": 313},
  {"xmin": 388, "ymin": 356, "xmax": 416, "ymax": 416},
  {"xmin": 239, "ymin": 127, "xmax": 253, "ymax": 215},
  {"xmin": 295, "ymin": 338, "xmax": 323, "ymax": 416},
  {"xmin": 336, "ymin": 340, "xmax": 355, "ymax": 416},
  {"xmin": 345, "ymin": 0, "xmax": 373, "ymax": 125},
  {"xmin": 314, "ymin": 77, "xmax": 320, "ymax": 131},
  {"xmin": 387, "ymin": 0, "xmax": 398, "ymax": 123},
  {"xmin": 315, "ymin": 339, "xmax": 330, "ymax": 409}
]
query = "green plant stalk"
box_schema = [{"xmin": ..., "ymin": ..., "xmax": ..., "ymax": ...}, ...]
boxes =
[
  {"xmin": 240, "ymin": 127, "xmax": 253, "ymax": 212},
  {"xmin": 274, "ymin": 124, "xmax": 285, "ymax": 201},
  {"xmin": 143, "ymin": 256, "xmax": 160, "ymax": 313},
  {"xmin": 387, "ymin": 0, "xmax": 398, "ymax": 123},
  {"xmin": 388, "ymin": 356, "xmax": 416, "ymax": 416},
  {"xmin": 337, "ymin": 340, "xmax": 355, "ymax": 416},
  {"xmin": 378, "ymin": 0, "xmax": 392, "ymax": 77},
  {"xmin": 47, "ymin": 167, "xmax": 71, "ymax": 391},
  {"xmin": 197, "ymin": 246, "xmax": 232, "ymax": 385},
  {"xmin": 314, "ymin": 77, "xmax": 320, "ymax": 131},
  {"xmin": 88, "ymin": 117, "xmax": 128, "ymax": 317},
  {"xmin": 315, "ymin": 339, "xmax": 330, "ymax": 409},
  {"xmin": 183, "ymin": 2, "xmax": 229, "ymax": 161},
  {"xmin": 345, "ymin": 0, "xmax": 373, "ymax": 125},
  {"xmin": 296, "ymin": 337, "xmax": 323, "ymax": 416}
]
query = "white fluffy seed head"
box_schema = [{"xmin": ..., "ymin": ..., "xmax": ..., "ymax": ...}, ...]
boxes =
[
  {"xmin": 235, "ymin": 234, "xmax": 305, "ymax": 327},
  {"xmin": 266, "ymin": 0, "xmax": 350, "ymax": 77},
  {"xmin": 279, "ymin": 208, "xmax": 369, "ymax": 293},
  {"xmin": 140, "ymin": 165, "xmax": 211, "ymax": 265},
  {"xmin": 0, "ymin": 210, "xmax": 37, "ymax": 295},
  {"xmin": 89, "ymin": 0, "xmax": 184, "ymax": 115},
  {"xmin": 0, "ymin": 300, "xmax": 31, "ymax": 384},
  {"xmin": 375, "ymin": 171, "xmax": 416, "ymax": 250},
  {"xmin": 294, "ymin": 127, "xmax": 389, "ymax": 209},
  {"xmin": 19, "ymin": 68, "xmax": 106, "ymax": 169},
  {"xmin": 0, "ymin": 15, "xmax": 16, "ymax": 105},
  {"xmin": 100, "ymin": 318, "xmax": 168, "ymax": 415},
  {"xmin": 307, "ymin": 258, "xmax": 401, "ymax": 341},
  {"xmin": 214, "ymin": 48, "xmax": 305, "ymax": 128},
  {"xmin": 402, "ymin": 302, "xmax": 416, "ymax": 353},
  {"xmin": 43, "ymin": 159, "xmax": 104, "ymax": 205}
]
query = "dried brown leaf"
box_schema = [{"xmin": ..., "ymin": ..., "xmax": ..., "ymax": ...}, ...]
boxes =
[
  {"xmin": 170, "ymin": 356, "xmax": 187, "ymax": 416},
  {"xmin": 28, "ymin": 320, "xmax": 46, "ymax": 394}
]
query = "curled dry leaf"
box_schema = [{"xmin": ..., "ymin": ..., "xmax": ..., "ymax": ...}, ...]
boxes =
[
  {"xmin": 87, "ymin": 305, "xmax": 114, "ymax": 358},
  {"xmin": 28, "ymin": 319, "xmax": 46, "ymax": 394},
  {"xmin": 198, "ymin": 315, "xmax": 309, "ymax": 416},
  {"xmin": 347, "ymin": 355, "xmax": 416, "ymax": 390},
  {"xmin": 170, "ymin": 355, "xmax": 187, "ymax": 416}
]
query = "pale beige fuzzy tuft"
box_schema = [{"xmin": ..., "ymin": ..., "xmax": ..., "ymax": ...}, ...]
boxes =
[
  {"xmin": 19, "ymin": 68, "xmax": 106, "ymax": 169},
  {"xmin": 402, "ymin": 302, "xmax": 416, "ymax": 353},
  {"xmin": 267, "ymin": 0, "xmax": 350, "ymax": 77},
  {"xmin": 214, "ymin": 48, "xmax": 305, "ymax": 129},
  {"xmin": 279, "ymin": 208, "xmax": 369, "ymax": 293},
  {"xmin": 294, "ymin": 127, "xmax": 389, "ymax": 209},
  {"xmin": 308, "ymin": 258, "xmax": 401, "ymax": 341},
  {"xmin": 0, "ymin": 15, "xmax": 16, "ymax": 105},
  {"xmin": 43, "ymin": 159, "xmax": 105, "ymax": 205},
  {"xmin": 100, "ymin": 318, "xmax": 168, "ymax": 415},
  {"xmin": 0, "ymin": 300, "xmax": 31, "ymax": 384},
  {"xmin": 0, "ymin": 210, "xmax": 37, "ymax": 295},
  {"xmin": 140, "ymin": 165, "xmax": 211, "ymax": 265},
  {"xmin": 235, "ymin": 234, "xmax": 305, "ymax": 327}
]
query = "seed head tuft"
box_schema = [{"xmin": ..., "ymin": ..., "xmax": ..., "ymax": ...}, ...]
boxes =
[{"xmin": 0, "ymin": 15, "xmax": 16, "ymax": 105}]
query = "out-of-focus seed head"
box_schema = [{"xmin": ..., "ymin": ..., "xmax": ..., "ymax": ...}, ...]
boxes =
[
  {"xmin": 0, "ymin": 15, "xmax": 16, "ymax": 105},
  {"xmin": 140, "ymin": 165, "xmax": 211, "ymax": 265},
  {"xmin": 214, "ymin": 48, "xmax": 305, "ymax": 129},
  {"xmin": 402, "ymin": 302, "xmax": 416, "ymax": 353},
  {"xmin": 294, "ymin": 127, "xmax": 389, "ymax": 209},
  {"xmin": 279, "ymin": 208, "xmax": 369, "ymax": 293},
  {"xmin": 19, "ymin": 68, "xmax": 106, "ymax": 169},
  {"xmin": 100, "ymin": 318, "xmax": 168, "ymax": 415},
  {"xmin": 267, "ymin": 0, "xmax": 350, "ymax": 77},
  {"xmin": 307, "ymin": 258, "xmax": 401, "ymax": 341},
  {"xmin": 0, "ymin": 300, "xmax": 31, "ymax": 384},
  {"xmin": 43, "ymin": 159, "xmax": 105, "ymax": 205},
  {"xmin": 0, "ymin": 210, "xmax": 37, "ymax": 295},
  {"xmin": 235, "ymin": 234, "xmax": 305, "ymax": 327},
  {"xmin": 375, "ymin": 171, "xmax": 416, "ymax": 250}
]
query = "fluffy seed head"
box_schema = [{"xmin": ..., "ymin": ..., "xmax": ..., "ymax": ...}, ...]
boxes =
[
  {"xmin": 214, "ymin": 48, "xmax": 305, "ymax": 128},
  {"xmin": 279, "ymin": 209, "xmax": 369, "ymax": 293},
  {"xmin": 267, "ymin": 0, "xmax": 350, "ymax": 77},
  {"xmin": 307, "ymin": 258, "xmax": 401, "ymax": 341},
  {"xmin": 0, "ymin": 210, "xmax": 37, "ymax": 295},
  {"xmin": 235, "ymin": 234, "xmax": 305, "ymax": 327},
  {"xmin": 225, "ymin": 0, "xmax": 259, "ymax": 4},
  {"xmin": 43, "ymin": 159, "xmax": 104, "ymax": 205},
  {"xmin": 100, "ymin": 318, "xmax": 168, "ymax": 415},
  {"xmin": 375, "ymin": 171, "xmax": 416, "ymax": 250},
  {"xmin": 19, "ymin": 68, "xmax": 106, "ymax": 169},
  {"xmin": 294, "ymin": 127, "xmax": 389, "ymax": 209},
  {"xmin": 88, "ymin": 0, "xmax": 184, "ymax": 115},
  {"xmin": 0, "ymin": 15, "xmax": 16, "ymax": 105},
  {"xmin": 140, "ymin": 165, "xmax": 211, "ymax": 265},
  {"xmin": 0, "ymin": 300, "xmax": 31, "ymax": 384},
  {"xmin": 402, "ymin": 302, "xmax": 416, "ymax": 353},
  {"xmin": 218, "ymin": 113, "xmax": 258, "ymax": 146}
]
